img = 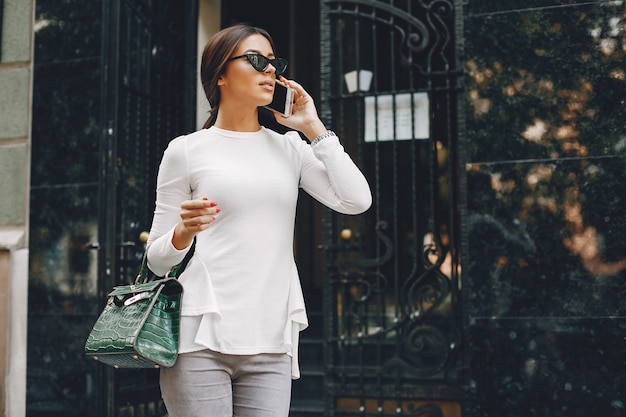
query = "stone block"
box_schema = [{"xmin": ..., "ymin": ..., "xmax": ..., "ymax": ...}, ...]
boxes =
[
  {"xmin": 1, "ymin": 0, "xmax": 34, "ymax": 63},
  {"xmin": 0, "ymin": 68, "xmax": 30, "ymax": 139},
  {"xmin": 0, "ymin": 144, "xmax": 27, "ymax": 225}
]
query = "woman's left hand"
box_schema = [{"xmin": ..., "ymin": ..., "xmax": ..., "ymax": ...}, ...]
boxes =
[{"xmin": 273, "ymin": 77, "xmax": 327, "ymax": 142}]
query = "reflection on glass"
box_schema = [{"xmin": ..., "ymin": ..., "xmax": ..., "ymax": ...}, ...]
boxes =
[
  {"xmin": 466, "ymin": 1, "xmax": 626, "ymax": 415},
  {"xmin": 29, "ymin": 0, "xmax": 102, "ymax": 414}
]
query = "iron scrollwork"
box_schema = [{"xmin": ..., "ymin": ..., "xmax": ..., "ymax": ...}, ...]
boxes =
[
  {"xmin": 326, "ymin": 0, "xmax": 455, "ymax": 72},
  {"xmin": 341, "ymin": 220, "xmax": 393, "ymax": 268},
  {"xmin": 381, "ymin": 322, "xmax": 452, "ymax": 378},
  {"xmin": 402, "ymin": 233, "xmax": 451, "ymax": 317},
  {"xmin": 322, "ymin": 0, "xmax": 462, "ymax": 412}
]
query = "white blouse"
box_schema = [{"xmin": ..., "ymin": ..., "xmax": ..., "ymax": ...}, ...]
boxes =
[{"xmin": 146, "ymin": 126, "xmax": 371, "ymax": 378}]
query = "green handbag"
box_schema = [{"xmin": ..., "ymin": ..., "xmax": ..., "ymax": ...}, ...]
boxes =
[{"xmin": 84, "ymin": 240, "xmax": 195, "ymax": 369}]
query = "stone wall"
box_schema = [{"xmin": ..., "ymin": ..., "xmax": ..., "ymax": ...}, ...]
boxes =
[{"xmin": 0, "ymin": 0, "xmax": 33, "ymax": 415}]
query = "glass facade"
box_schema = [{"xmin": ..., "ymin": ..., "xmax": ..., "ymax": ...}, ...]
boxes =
[
  {"xmin": 464, "ymin": 1, "xmax": 626, "ymax": 415},
  {"xmin": 29, "ymin": 1, "xmax": 102, "ymax": 415}
]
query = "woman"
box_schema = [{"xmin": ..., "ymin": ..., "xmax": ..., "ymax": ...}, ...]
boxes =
[{"xmin": 146, "ymin": 23, "xmax": 371, "ymax": 416}]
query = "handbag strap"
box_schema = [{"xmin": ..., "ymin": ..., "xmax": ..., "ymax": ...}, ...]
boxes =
[
  {"xmin": 138, "ymin": 237, "xmax": 196, "ymax": 283},
  {"xmin": 168, "ymin": 237, "xmax": 196, "ymax": 278}
]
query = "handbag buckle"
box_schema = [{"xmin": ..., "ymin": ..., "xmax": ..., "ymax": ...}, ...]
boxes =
[{"xmin": 124, "ymin": 292, "xmax": 151, "ymax": 306}]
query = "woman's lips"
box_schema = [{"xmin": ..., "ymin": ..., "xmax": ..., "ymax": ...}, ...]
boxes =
[{"xmin": 259, "ymin": 80, "xmax": 274, "ymax": 91}]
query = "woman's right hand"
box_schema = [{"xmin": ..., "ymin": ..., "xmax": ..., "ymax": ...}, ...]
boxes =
[{"xmin": 172, "ymin": 197, "xmax": 219, "ymax": 249}]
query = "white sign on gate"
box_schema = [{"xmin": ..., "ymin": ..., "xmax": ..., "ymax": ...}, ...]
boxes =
[{"xmin": 364, "ymin": 93, "xmax": 429, "ymax": 142}]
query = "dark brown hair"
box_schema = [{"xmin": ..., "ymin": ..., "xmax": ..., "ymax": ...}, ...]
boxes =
[{"xmin": 200, "ymin": 24, "xmax": 276, "ymax": 129}]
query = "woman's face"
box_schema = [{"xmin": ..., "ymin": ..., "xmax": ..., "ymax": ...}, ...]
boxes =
[{"xmin": 218, "ymin": 34, "xmax": 277, "ymax": 110}]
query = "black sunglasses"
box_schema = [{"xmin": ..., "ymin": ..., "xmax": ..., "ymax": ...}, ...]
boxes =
[{"xmin": 228, "ymin": 53, "xmax": 288, "ymax": 76}]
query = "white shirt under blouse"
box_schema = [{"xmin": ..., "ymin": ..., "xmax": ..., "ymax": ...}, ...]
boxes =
[{"xmin": 146, "ymin": 126, "xmax": 371, "ymax": 379}]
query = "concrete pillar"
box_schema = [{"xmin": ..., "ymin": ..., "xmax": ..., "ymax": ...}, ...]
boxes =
[{"xmin": 196, "ymin": 0, "xmax": 222, "ymax": 130}]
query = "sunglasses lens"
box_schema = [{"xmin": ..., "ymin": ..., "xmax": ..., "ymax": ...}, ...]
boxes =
[
  {"xmin": 274, "ymin": 58, "xmax": 288, "ymax": 75},
  {"xmin": 246, "ymin": 54, "xmax": 267, "ymax": 72},
  {"xmin": 244, "ymin": 54, "xmax": 288, "ymax": 75}
]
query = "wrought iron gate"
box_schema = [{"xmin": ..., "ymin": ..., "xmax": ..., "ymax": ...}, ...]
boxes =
[
  {"xmin": 319, "ymin": 1, "xmax": 466, "ymax": 415},
  {"xmin": 98, "ymin": 0, "xmax": 196, "ymax": 415}
]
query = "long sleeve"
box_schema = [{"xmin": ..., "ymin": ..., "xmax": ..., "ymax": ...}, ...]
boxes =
[
  {"xmin": 295, "ymin": 133, "xmax": 372, "ymax": 214},
  {"xmin": 146, "ymin": 135, "xmax": 194, "ymax": 276}
]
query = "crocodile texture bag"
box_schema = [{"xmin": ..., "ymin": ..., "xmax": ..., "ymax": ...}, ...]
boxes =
[{"xmin": 84, "ymin": 240, "xmax": 195, "ymax": 369}]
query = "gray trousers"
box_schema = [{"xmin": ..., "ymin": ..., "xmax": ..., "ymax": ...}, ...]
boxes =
[{"xmin": 160, "ymin": 349, "xmax": 292, "ymax": 417}]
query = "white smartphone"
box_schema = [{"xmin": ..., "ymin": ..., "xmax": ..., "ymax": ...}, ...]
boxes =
[{"xmin": 265, "ymin": 79, "xmax": 293, "ymax": 117}]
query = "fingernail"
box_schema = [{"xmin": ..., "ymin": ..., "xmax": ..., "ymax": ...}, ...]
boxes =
[
  {"xmin": 210, "ymin": 202, "xmax": 217, "ymax": 207},
  {"xmin": 215, "ymin": 208, "xmax": 221, "ymax": 213}
]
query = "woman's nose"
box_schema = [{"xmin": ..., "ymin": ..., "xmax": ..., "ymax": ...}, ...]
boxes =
[{"xmin": 265, "ymin": 63, "xmax": 276, "ymax": 74}]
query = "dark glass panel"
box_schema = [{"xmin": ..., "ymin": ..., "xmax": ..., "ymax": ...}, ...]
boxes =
[
  {"xmin": 465, "ymin": 1, "xmax": 626, "ymax": 415},
  {"xmin": 466, "ymin": 158, "xmax": 626, "ymax": 318},
  {"xmin": 28, "ymin": 185, "xmax": 100, "ymax": 416},
  {"xmin": 465, "ymin": 1, "xmax": 626, "ymax": 163},
  {"xmin": 29, "ymin": 0, "xmax": 102, "ymax": 416},
  {"xmin": 469, "ymin": 318, "xmax": 626, "ymax": 417}
]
